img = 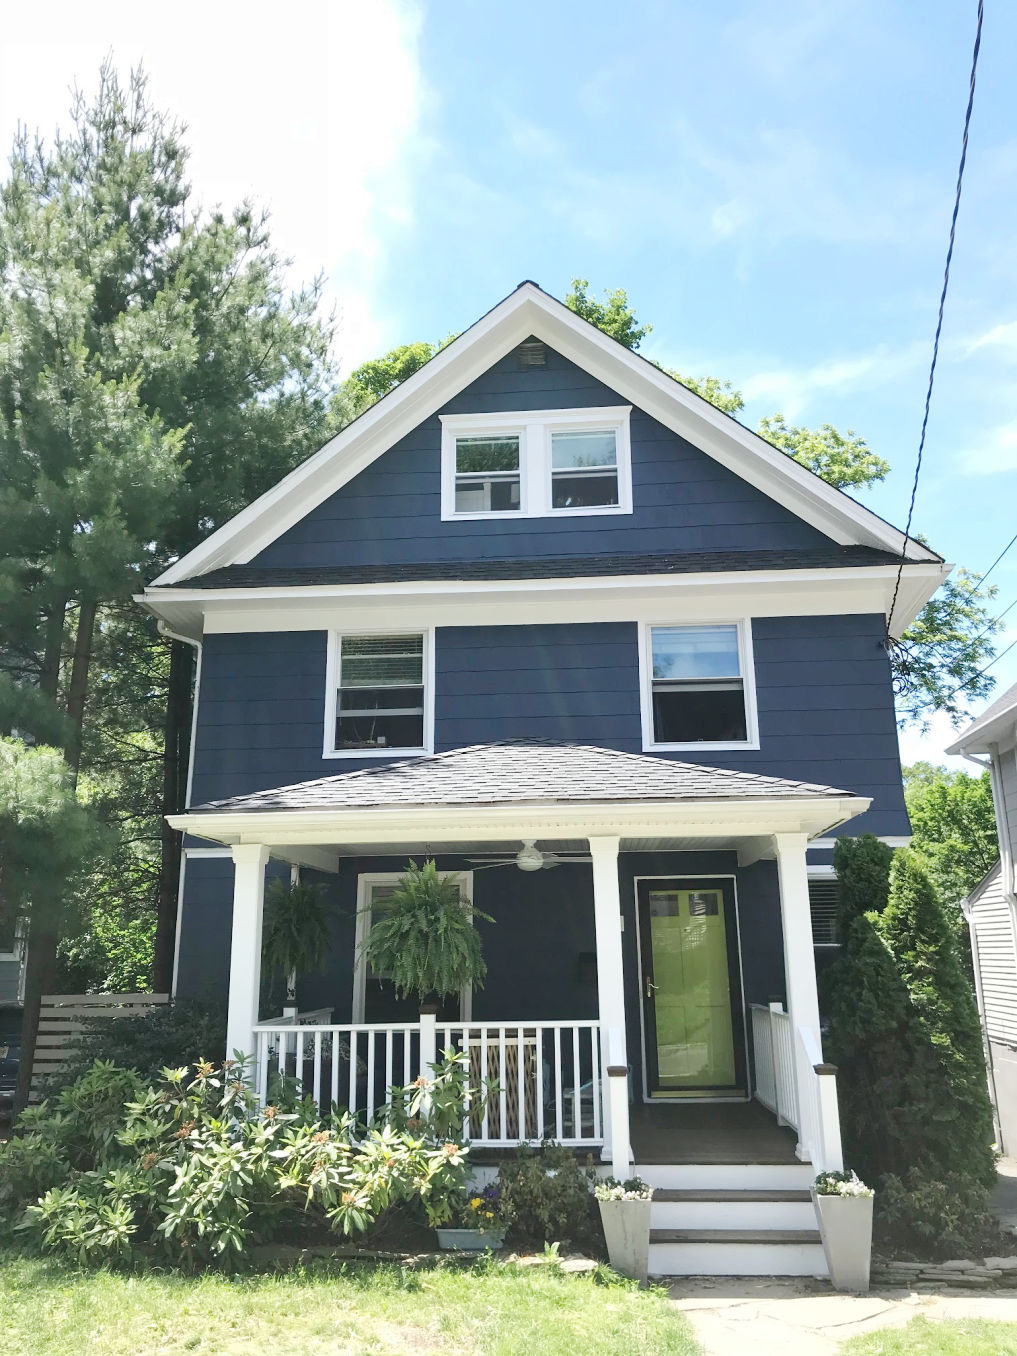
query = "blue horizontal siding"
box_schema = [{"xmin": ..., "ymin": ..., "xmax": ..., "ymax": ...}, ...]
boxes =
[
  {"xmin": 190, "ymin": 613, "xmax": 908, "ymax": 838},
  {"xmin": 249, "ymin": 345, "xmax": 833, "ymax": 569}
]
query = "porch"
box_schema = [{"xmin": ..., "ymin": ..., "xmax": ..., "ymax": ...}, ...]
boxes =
[{"xmin": 169, "ymin": 740, "xmax": 864, "ymax": 1181}]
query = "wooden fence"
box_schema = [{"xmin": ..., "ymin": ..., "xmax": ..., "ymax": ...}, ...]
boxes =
[{"xmin": 31, "ymin": 993, "xmax": 169, "ymax": 1098}]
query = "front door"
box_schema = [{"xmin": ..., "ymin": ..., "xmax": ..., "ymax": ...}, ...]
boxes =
[{"xmin": 636, "ymin": 878, "xmax": 745, "ymax": 1099}]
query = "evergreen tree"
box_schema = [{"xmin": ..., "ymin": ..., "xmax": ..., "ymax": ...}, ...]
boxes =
[
  {"xmin": 880, "ymin": 849, "xmax": 996, "ymax": 1187},
  {"xmin": 832, "ymin": 833, "xmax": 894, "ymax": 937}
]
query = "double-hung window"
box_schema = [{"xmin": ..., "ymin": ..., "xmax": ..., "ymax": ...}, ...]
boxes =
[
  {"xmin": 643, "ymin": 622, "xmax": 757, "ymax": 749},
  {"xmin": 440, "ymin": 407, "xmax": 631, "ymax": 520},
  {"xmin": 329, "ymin": 633, "xmax": 428, "ymax": 754}
]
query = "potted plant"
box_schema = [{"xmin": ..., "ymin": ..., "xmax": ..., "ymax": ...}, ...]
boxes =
[
  {"xmin": 436, "ymin": 1181, "xmax": 513, "ymax": 1251},
  {"xmin": 261, "ymin": 877, "xmax": 335, "ymax": 1010},
  {"xmin": 360, "ymin": 860, "xmax": 493, "ymax": 1008},
  {"xmin": 594, "ymin": 1176, "xmax": 654, "ymax": 1284},
  {"xmin": 811, "ymin": 1170, "xmax": 875, "ymax": 1293}
]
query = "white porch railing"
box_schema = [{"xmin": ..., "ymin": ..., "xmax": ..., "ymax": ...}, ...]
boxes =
[
  {"xmin": 749, "ymin": 1002, "xmax": 843, "ymax": 1172},
  {"xmin": 252, "ymin": 1014, "xmax": 603, "ymax": 1149}
]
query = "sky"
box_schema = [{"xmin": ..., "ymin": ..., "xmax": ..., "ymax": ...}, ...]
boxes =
[{"xmin": 1, "ymin": 0, "xmax": 1015, "ymax": 771}]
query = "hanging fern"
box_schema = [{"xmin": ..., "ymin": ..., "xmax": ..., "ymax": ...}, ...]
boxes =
[
  {"xmin": 261, "ymin": 879, "xmax": 334, "ymax": 991},
  {"xmin": 360, "ymin": 859, "xmax": 493, "ymax": 1004}
]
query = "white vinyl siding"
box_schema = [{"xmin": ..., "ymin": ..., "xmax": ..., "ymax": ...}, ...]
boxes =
[{"xmin": 971, "ymin": 869, "xmax": 1017, "ymax": 1046}]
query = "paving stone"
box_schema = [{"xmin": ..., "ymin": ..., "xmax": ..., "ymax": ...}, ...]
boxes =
[
  {"xmin": 986, "ymin": 1256, "xmax": 1017, "ymax": 1270},
  {"xmin": 939, "ymin": 1259, "xmax": 977, "ymax": 1271},
  {"xmin": 559, "ymin": 1258, "xmax": 598, "ymax": 1273}
]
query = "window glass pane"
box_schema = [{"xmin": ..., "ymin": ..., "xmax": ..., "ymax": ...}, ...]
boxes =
[
  {"xmin": 651, "ymin": 625, "xmax": 741, "ymax": 680},
  {"xmin": 456, "ymin": 435, "xmax": 519, "ymax": 473},
  {"xmin": 550, "ymin": 430, "xmax": 617, "ymax": 469},
  {"xmin": 336, "ymin": 635, "xmax": 425, "ymax": 749},
  {"xmin": 341, "ymin": 635, "xmax": 423, "ymax": 688},
  {"xmin": 0, "ymin": 914, "xmax": 16, "ymax": 952},
  {"xmin": 336, "ymin": 711, "xmax": 424, "ymax": 749},
  {"xmin": 454, "ymin": 475, "xmax": 520, "ymax": 513},
  {"xmin": 652, "ymin": 686, "xmax": 747, "ymax": 743}
]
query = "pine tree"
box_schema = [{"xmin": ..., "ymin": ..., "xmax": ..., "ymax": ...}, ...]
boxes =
[{"xmin": 832, "ymin": 833, "xmax": 894, "ymax": 934}]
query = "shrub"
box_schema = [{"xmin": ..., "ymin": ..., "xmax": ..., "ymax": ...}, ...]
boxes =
[
  {"xmin": 875, "ymin": 1171, "xmax": 1000, "ymax": 1260},
  {"xmin": 3, "ymin": 1055, "xmax": 470, "ymax": 1270},
  {"xmin": 45, "ymin": 999, "xmax": 226, "ymax": 1094},
  {"xmin": 498, "ymin": 1144, "xmax": 603, "ymax": 1253}
]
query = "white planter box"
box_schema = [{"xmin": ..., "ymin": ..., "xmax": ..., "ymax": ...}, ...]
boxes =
[
  {"xmin": 436, "ymin": 1226, "xmax": 507, "ymax": 1251},
  {"xmin": 598, "ymin": 1198, "xmax": 652, "ymax": 1284},
  {"xmin": 811, "ymin": 1188, "xmax": 874, "ymax": 1293}
]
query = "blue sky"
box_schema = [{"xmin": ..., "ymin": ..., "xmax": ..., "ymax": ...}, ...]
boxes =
[{"xmin": 2, "ymin": 0, "xmax": 1015, "ymax": 766}]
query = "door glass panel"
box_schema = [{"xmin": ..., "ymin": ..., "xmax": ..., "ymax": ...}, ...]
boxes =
[{"xmin": 647, "ymin": 887, "xmax": 736, "ymax": 1091}]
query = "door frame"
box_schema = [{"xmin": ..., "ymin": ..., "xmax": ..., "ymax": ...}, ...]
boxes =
[{"xmin": 632, "ymin": 873, "xmax": 750, "ymax": 1104}]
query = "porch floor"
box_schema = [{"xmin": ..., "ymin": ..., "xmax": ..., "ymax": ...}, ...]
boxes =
[{"xmin": 630, "ymin": 1098, "xmax": 799, "ymax": 1165}]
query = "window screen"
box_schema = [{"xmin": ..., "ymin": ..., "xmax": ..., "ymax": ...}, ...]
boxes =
[
  {"xmin": 809, "ymin": 878, "xmax": 840, "ymax": 946},
  {"xmin": 649, "ymin": 624, "xmax": 747, "ymax": 743},
  {"xmin": 454, "ymin": 435, "xmax": 521, "ymax": 513},
  {"xmin": 550, "ymin": 430, "xmax": 619, "ymax": 508},
  {"xmin": 336, "ymin": 634, "xmax": 425, "ymax": 750}
]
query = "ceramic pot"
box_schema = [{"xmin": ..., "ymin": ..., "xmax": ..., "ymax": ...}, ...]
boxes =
[
  {"xmin": 597, "ymin": 1198, "xmax": 652, "ymax": 1284},
  {"xmin": 811, "ymin": 1188, "xmax": 874, "ymax": 1293}
]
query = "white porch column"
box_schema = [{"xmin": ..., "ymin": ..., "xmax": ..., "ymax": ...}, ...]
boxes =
[
  {"xmin": 589, "ymin": 835, "xmax": 631, "ymax": 1173},
  {"xmin": 226, "ymin": 844, "xmax": 270, "ymax": 1066},
  {"xmin": 773, "ymin": 831, "xmax": 824, "ymax": 1162}
]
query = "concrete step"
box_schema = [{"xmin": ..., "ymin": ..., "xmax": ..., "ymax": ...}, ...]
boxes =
[
  {"xmin": 635, "ymin": 1162, "xmax": 814, "ymax": 1192},
  {"xmin": 651, "ymin": 1189, "xmax": 815, "ymax": 1232},
  {"xmin": 648, "ymin": 1228, "xmax": 827, "ymax": 1278}
]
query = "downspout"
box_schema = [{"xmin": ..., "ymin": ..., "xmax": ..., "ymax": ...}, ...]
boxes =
[{"xmin": 156, "ymin": 620, "xmax": 204, "ymax": 996}]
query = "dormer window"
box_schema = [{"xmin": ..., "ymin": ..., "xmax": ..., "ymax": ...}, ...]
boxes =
[{"xmin": 440, "ymin": 406, "xmax": 631, "ymax": 521}]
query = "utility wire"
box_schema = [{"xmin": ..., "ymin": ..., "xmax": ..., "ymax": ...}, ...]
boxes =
[
  {"xmin": 970, "ymin": 592, "xmax": 1017, "ymax": 646},
  {"xmin": 977, "ymin": 528, "xmax": 1017, "ymax": 589},
  {"xmin": 886, "ymin": 0, "xmax": 984, "ymax": 639},
  {"xmin": 943, "ymin": 631, "xmax": 1017, "ymax": 708}
]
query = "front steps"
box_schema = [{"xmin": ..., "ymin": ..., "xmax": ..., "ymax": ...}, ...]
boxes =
[{"xmin": 638, "ymin": 1162, "xmax": 827, "ymax": 1278}]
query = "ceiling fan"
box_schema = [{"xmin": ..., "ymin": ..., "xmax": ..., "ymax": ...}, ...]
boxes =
[{"xmin": 467, "ymin": 839, "xmax": 593, "ymax": 872}]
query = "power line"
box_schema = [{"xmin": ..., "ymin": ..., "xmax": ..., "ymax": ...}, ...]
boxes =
[
  {"xmin": 886, "ymin": 0, "xmax": 984, "ymax": 639},
  {"xmin": 971, "ymin": 592, "xmax": 1017, "ymax": 646},
  {"xmin": 943, "ymin": 631, "xmax": 1017, "ymax": 708},
  {"xmin": 977, "ymin": 528, "xmax": 1017, "ymax": 588}
]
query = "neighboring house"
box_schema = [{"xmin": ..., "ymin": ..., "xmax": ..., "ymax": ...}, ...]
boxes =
[
  {"xmin": 139, "ymin": 283, "xmax": 946, "ymax": 1275},
  {"xmin": 946, "ymin": 682, "xmax": 1017, "ymax": 1154}
]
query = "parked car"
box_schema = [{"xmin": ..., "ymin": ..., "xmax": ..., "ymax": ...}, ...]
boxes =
[{"xmin": 0, "ymin": 1038, "xmax": 20, "ymax": 1119}]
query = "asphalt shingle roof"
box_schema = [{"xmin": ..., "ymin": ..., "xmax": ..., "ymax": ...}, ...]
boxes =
[
  {"xmin": 190, "ymin": 740, "xmax": 858, "ymax": 814},
  {"xmin": 160, "ymin": 546, "xmax": 902, "ymax": 591},
  {"xmin": 947, "ymin": 680, "xmax": 1017, "ymax": 751}
]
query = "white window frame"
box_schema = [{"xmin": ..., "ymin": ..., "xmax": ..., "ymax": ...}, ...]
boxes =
[
  {"xmin": 323, "ymin": 627, "xmax": 435, "ymax": 760},
  {"xmin": 353, "ymin": 870, "xmax": 475, "ymax": 1022},
  {"xmin": 638, "ymin": 619, "xmax": 760, "ymax": 752},
  {"xmin": 439, "ymin": 406, "xmax": 632, "ymax": 522}
]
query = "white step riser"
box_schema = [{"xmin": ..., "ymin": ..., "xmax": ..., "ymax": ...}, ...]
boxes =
[
  {"xmin": 636, "ymin": 1163, "xmax": 813, "ymax": 1191},
  {"xmin": 649, "ymin": 1241, "xmax": 828, "ymax": 1278},
  {"xmin": 651, "ymin": 1200, "xmax": 816, "ymax": 1231}
]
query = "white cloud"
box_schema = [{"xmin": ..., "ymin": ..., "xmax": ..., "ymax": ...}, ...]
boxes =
[
  {"xmin": 967, "ymin": 320, "xmax": 1017, "ymax": 354},
  {"xmin": 739, "ymin": 340, "xmax": 927, "ymax": 418},
  {"xmin": 0, "ymin": 0, "xmax": 427, "ymax": 372},
  {"xmin": 960, "ymin": 421, "xmax": 1017, "ymax": 476}
]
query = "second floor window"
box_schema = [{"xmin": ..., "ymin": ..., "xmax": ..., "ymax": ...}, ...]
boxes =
[
  {"xmin": 454, "ymin": 435, "xmax": 521, "ymax": 513},
  {"xmin": 645, "ymin": 622, "xmax": 756, "ymax": 748},
  {"xmin": 550, "ymin": 430, "xmax": 619, "ymax": 508},
  {"xmin": 335, "ymin": 633, "xmax": 425, "ymax": 752}
]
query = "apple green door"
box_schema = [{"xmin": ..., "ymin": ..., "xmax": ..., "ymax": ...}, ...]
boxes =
[{"xmin": 637, "ymin": 879, "xmax": 744, "ymax": 1097}]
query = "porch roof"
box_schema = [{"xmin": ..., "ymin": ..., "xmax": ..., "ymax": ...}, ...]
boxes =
[{"xmin": 189, "ymin": 740, "xmax": 858, "ymax": 813}]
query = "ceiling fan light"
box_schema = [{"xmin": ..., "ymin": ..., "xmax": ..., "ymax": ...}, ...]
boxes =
[{"xmin": 516, "ymin": 841, "xmax": 544, "ymax": 872}]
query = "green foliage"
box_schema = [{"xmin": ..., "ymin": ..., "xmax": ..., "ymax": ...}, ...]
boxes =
[
  {"xmin": 758, "ymin": 415, "xmax": 890, "ymax": 490},
  {"xmin": 45, "ymin": 999, "xmax": 226, "ymax": 1093},
  {"xmin": 261, "ymin": 879, "xmax": 335, "ymax": 1000},
  {"xmin": 875, "ymin": 1170, "xmax": 1000, "ymax": 1260},
  {"xmin": 498, "ymin": 1144, "xmax": 603, "ymax": 1252},
  {"xmin": 564, "ymin": 278, "xmax": 651, "ymax": 350},
  {"xmin": 361, "ymin": 860, "xmax": 493, "ymax": 1004},
  {"xmin": 668, "ymin": 371, "xmax": 745, "ymax": 415},
  {"xmin": 904, "ymin": 762, "xmax": 999, "ymax": 913},
  {"xmin": 832, "ymin": 833, "xmax": 894, "ymax": 933},
  {"xmin": 5, "ymin": 1057, "xmax": 470, "ymax": 1270}
]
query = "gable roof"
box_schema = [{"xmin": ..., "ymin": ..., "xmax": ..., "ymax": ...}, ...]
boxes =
[
  {"xmin": 153, "ymin": 282, "xmax": 941, "ymax": 588},
  {"xmin": 946, "ymin": 680, "xmax": 1017, "ymax": 755},
  {"xmin": 187, "ymin": 739, "xmax": 862, "ymax": 814}
]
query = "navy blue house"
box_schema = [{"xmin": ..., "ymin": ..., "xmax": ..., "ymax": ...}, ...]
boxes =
[{"xmin": 142, "ymin": 284, "xmax": 946, "ymax": 1275}]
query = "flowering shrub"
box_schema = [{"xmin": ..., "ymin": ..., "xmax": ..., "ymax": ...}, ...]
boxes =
[
  {"xmin": 814, "ymin": 1170, "xmax": 873, "ymax": 1198},
  {"xmin": 593, "ymin": 1176, "xmax": 654, "ymax": 1202},
  {"xmin": 2, "ymin": 1056, "xmax": 471, "ymax": 1269}
]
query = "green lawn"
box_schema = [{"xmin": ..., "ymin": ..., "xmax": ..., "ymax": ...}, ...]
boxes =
[
  {"xmin": 0, "ymin": 1254, "xmax": 699, "ymax": 1356},
  {"xmin": 843, "ymin": 1317, "xmax": 1017, "ymax": 1355}
]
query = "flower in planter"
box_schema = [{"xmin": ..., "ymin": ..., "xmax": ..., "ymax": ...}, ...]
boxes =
[
  {"xmin": 814, "ymin": 1170, "xmax": 874, "ymax": 1198},
  {"xmin": 594, "ymin": 1176, "xmax": 654, "ymax": 1202},
  {"xmin": 450, "ymin": 1182, "xmax": 513, "ymax": 1229}
]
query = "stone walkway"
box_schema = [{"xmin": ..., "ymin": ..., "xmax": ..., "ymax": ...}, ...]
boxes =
[{"xmin": 669, "ymin": 1276, "xmax": 1017, "ymax": 1354}]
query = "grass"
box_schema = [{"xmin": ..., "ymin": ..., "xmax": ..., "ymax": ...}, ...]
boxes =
[
  {"xmin": 0, "ymin": 1253, "xmax": 699, "ymax": 1356},
  {"xmin": 843, "ymin": 1317, "xmax": 1017, "ymax": 1355}
]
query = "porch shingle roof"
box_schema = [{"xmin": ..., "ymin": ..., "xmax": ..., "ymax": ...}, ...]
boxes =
[{"xmin": 189, "ymin": 740, "xmax": 858, "ymax": 814}]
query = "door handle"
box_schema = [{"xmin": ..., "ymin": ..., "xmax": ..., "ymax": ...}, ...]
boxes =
[{"xmin": 645, "ymin": 976, "xmax": 657, "ymax": 999}]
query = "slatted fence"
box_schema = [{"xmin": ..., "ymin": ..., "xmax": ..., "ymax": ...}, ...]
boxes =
[{"xmin": 31, "ymin": 993, "xmax": 169, "ymax": 1098}]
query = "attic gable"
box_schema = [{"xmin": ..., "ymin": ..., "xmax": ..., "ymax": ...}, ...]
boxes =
[{"xmin": 152, "ymin": 282, "xmax": 942, "ymax": 586}]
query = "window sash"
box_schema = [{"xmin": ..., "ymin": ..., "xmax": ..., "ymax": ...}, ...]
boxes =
[
  {"xmin": 650, "ymin": 625, "xmax": 742, "ymax": 682},
  {"xmin": 335, "ymin": 634, "xmax": 426, "ymax": 751},
  {"xmin": 647, "ymin": 624, "xmax": 751, "ymax": 746}
]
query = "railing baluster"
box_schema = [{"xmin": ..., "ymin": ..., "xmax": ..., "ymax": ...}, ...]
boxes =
[
  {"xmin": 330, "ymin": 1030, "xmax": 340, "ymax": 1110},
  {"xmin": 517, "ymin": 1025, "xmax": 526, "ymax": 1142},
  {"xmin": 554, "ymin": 1028, "xmax": 564, "ymax": 1142},
  {"xmin": 499, "ymin": 1027, "xmax": 507, "ymax": 1142},
  {"xmin": 481, "ymin": 1026, "xmax": 490, "ymax": 1141},
  {"xmin": 349, "ymin": 1028, "xmax": 358, "ymax": 1119},
  {"xmin": 296, "ymin": 1030, "xmax": 305, "ymax": 1095},
  {"xmin": 571, "ymin": 1025, "xmax": 581, "ymax": 1142},
  {"xmin": 257, "ymin": 1030, "xmax": 268, "ymax": 1105},
  {"xmin": 535, "ymin": 1028, "xmax": 545, "ymax": 1141},
  {"xmin": 385, "ymin": 1030, "xmax": 393, "ymax": 1115},
  {"xmin": 366, "ymin": 1030, "xmax": 376, "ymax": 1123},
  {"xmin": 313, "ymin": 1031, "xmax": 322, "ymax": 1110},
  {"xmin": 403, "ymin": 1028, "xmax": 411, "ymax": 1086},
  {"xmin": 278, "ymin": 1029, "xmax": 288, "ymax": 1091},
  {"xmin": 590, "ymin": 1025, "xmax": 601, "ymax": 1143}
]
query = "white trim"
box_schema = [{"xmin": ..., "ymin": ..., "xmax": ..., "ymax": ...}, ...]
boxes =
[
  {"xmin": 150, "ymin": 284, "xmax": 941, "ymax": 587},
  {"xmin": 322, "ymin": 626, "xmax": 434, "ymax": 759},
  {"xmin": 352, "ymin": 870, "xmax": 474, "ymax": 1022},
  {"xmin": 806, "ymin": 864, "xmax": 837, "ymax": 879},
  {"xmin": 439, "ymin": 406, "xmax": 632, "ymax": 521},
  {"xmin": 632, "ymin": 873, "xmax": 749, "ymax": 1105},
  {"xmin": 638, "ymin": 619, "xmax": 760, "ymax": 753}
]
